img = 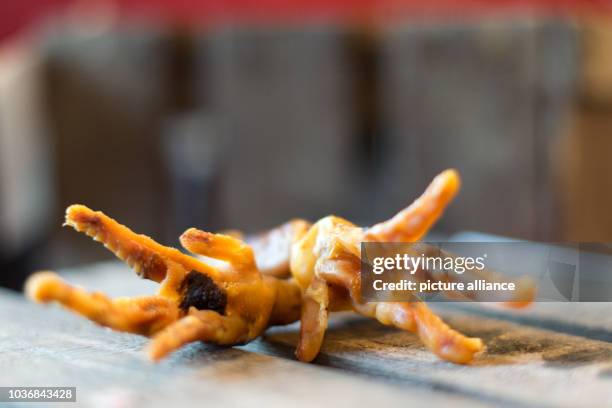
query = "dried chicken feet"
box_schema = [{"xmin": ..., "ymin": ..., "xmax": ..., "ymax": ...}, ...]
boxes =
[
  {"xmin": 26, "ymin": 205, "xmax": 302, "ymax": 361},
  {"xmin": 290, "ymin": 170, "xmax": 485, "ymax": 363},
  {"xmin": 25, "ymin": 169, "xmax": 533, "ymax": 365}
]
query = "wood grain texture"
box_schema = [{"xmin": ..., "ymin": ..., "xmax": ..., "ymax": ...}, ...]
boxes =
[
  {"xmin": 0, "ymin": 288, "xmax": 482, "ymax": 408},
  {"xmin": 259, "ymin": 313, "xmax": 612, "ymax": 407},
  {"xmin": 2, "ymin": 261, "xmax": 612, "ymax": 407}
]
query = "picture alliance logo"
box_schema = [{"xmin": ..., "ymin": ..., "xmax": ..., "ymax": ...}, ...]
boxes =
[
  {"xmin": 363, "ymin": 247, "xmax": 519, "ymax": 297},
  {"xmin": 371, "ymin": 253, "xmax": 487, "ymax": 275}
]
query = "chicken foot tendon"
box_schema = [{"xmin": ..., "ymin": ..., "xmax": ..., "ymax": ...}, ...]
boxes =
[
  {"xmin": 26, "ymin": 169, "xmax": 532, "ymax": 364},
  {"xmin": 26, "ymin": 205, "xmax": 302, "ymax": 361}
]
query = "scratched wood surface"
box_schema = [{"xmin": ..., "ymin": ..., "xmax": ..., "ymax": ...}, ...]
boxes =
[{"xmin": 2, "ymin": 261, "xmax": 612, "ymax": 407}]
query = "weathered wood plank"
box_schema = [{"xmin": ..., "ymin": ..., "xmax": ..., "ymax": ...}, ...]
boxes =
[
  {"xmin": 443, "ymin": 302, "xmax": 612, "ymax": 343},
  {"xmin": 258, "ymin": 313, "xmax": 612, "ymax": 407},
  {"xmin": 443, "ymin": 233, "xmax": 612, "ymax": 338},
  {"xmin": 5, "ymin": 262, "xmax": 612, "ymax": 407},
  {"xmin": 0, "ymin": 289, "xmax": 483, "ymax": 408}
]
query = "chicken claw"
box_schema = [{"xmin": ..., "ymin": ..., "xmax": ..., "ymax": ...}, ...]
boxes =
[
  {"xmin": 290, "ymin": 170, "xmax": 486, "ymax": 363},
  {"xmin": 26, "ymin": 205, "xmax": 302, "ymax": 360},
  {"xmin": 26, "ymin": 169, "xmax": 532, "ymax": 365}
]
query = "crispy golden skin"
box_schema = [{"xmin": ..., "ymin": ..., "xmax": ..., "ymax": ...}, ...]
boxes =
[{"xmin": 25, "ymin": 169, "xmax": 534, "ymax": 364}]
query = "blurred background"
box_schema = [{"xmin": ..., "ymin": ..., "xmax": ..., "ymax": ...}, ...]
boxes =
[{"xmin": 1, "ymin": 0, "xmax": 611, "ymax": 290}]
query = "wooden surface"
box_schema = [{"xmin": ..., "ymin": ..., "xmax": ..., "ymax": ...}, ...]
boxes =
[{"xmin": 2, "ymin": 261, "xmax": 612, "ymax": 407}]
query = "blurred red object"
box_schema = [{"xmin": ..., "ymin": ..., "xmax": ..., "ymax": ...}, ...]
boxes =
[
  {"xmin": 1, "ymin": 0, "xmax": 612, "ymax": 42},
  {"xmin": 1, "ymin": 1, "xmax": 70, "ymax": 41},
  {"xmin": 112, "ymin": 0, "xmax": 612, "ymax": 22}
]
